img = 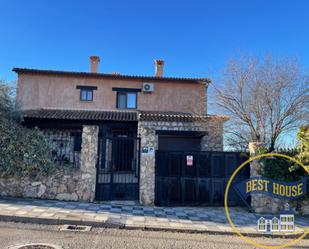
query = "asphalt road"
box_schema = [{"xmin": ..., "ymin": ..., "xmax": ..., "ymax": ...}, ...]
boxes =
[{"xmin": 0, "ymin": 222, "xmax": 308, "ymax": 249}]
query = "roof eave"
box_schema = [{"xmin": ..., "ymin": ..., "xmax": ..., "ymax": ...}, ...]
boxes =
[{"xmin": 12, "ymin": 68, "xmax": 211, "ymax": 84}]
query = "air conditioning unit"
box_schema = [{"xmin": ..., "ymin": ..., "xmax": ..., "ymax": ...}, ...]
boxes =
[{"xmin": 142, "ymin": 83, "xmax": 154, "ymax": 93}]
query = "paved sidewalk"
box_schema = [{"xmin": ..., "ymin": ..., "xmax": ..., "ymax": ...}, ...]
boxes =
[{"xmin": 0, "ymin": 198, "xmax": 308, "ymax": 237}]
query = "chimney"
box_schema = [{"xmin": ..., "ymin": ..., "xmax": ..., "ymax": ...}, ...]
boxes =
[
  {"xmin": 90, "ymin": 56, "xmax": 100, "ymax": 73},
  {"xmin": 154, "ymin": 59, "xmax": 164, "ymax": 77}
]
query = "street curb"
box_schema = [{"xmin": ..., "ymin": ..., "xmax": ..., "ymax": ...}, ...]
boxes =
[
  {"xmin": 0, "ymin": 214, "xmax": 307, "ymax": 239},
  {"xmin": 0, "ymin": 215, "xmax": 123, "ymax": 228},
  {"xmin": 138, "ymin": 226, "xmax": 309, "ymax": 239}
]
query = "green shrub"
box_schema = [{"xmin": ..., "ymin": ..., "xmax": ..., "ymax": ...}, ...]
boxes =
[
  {"xmin": 260, "ymin": 150, "xmax": 305, "ymax": 182},
  {"xmin": 259, "ymin": 126, "xmax": 308, "ymax": 182},
  {"xmin": 0, "ymin": 82, "xmax": 56, "ymax": 178}
]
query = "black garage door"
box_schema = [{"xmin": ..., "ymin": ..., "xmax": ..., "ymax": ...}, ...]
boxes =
[
  {"xmin": 155, "ymin": 151, "xmax": 249, "ymax": 206},
  {"xmin": 159, "ymin": 136, "xmax": 201, "ymax": 151},
  {"xmin": 157, "ymin": 130, "xmax": 205, "ymax": 152}
]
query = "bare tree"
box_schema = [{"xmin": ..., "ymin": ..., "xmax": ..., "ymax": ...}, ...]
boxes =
[{"xmin": 213, "ymin": 55, "xmax": 309, "ymax": 151}]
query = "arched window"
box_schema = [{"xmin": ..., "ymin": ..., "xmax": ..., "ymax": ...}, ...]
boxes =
[
  {"xmin": 258, "ymin": 217, "xmax": 266, "ymax": 231},
  {"xmin": 271, "ymin": 217, "xmax": 279, "ymax": 231}
]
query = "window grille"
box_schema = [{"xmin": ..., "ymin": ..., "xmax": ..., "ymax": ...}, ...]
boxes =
[{"xmin": 45, "ymin": 130, "xmax": 82, "ymax": 168}]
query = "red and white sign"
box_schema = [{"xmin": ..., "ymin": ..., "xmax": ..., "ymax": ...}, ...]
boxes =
[{"xmin": 186, "ymin": 155, "xmax": 193, "ymax": 166}]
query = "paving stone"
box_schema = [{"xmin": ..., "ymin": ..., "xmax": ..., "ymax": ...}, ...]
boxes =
[
  {"xmin": 156, "ymin": 218, "xmax": 169, "ymax": 222},
  {"xmin": 0, "ymin": 198, "xmax": 308, "ymax": 236},
  {"xmin": 78, "ymin": 203, "xmax": 91, "ymax": 208},
  {"xmin": 5, "ymin": 206, "xmax": 21, "ymax": 211},
  {"xmin": 132, "ymin": 210, "xmax": 144, "ymax": 215},
  {"xmin": 87, "ymin": 206, "xmax": 100, "ymax": 211},
  {"xmin": 99, "ymin": 205, "xmax": 111, "ymax": 210},
  {"xmin": 133, "ymin": 206, "xmax": 143, "ymax": 210},
  {"xmin": 82, "ymin": 213, "xmax": 96, "ymax": 217},
  {"xmin": 169, "ymin": 222, "xmax": 184, "ymax": 228},
  {"xmin": 64, "ymin": 205, "xmax": 77, "ymax": 209},
  {"xmin": 110, "ymin": 208, "xmax": 121, "ymax": 213},
  {"xmin": 15, "ymin": 211, "xmax": 29, "ymax": 215},
  {"xmin": 121, "ymin": 206, "xmax": 133, "ymax": 211},
  {"xmin": 143, "ymin": 207, "xmax": 154, "ymax": 212},
  {"xmin": 94, "ymin": 215, "xmax": 108, "ymax": 222},
  {"xmin": 40, "ymin": 212, "xmax": 55, "ymax": 217},
  {"xmin": 32, "ymin": 208, "xmax": 48, "ymax": 212},
  {"xmin": 179, "ymin": 219, "xmax": 193, "ymax": 224},
  {"xmin": 130, "ymin": 216, "xmax": 145, "ymax": 221}
]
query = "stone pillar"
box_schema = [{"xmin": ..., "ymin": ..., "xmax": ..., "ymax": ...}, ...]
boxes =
[
  {"xmin": 77, "ymin": 125, "xmax": 99, "ymax": 202},
  {"xmin": 138, "ymin": 123, "xmax": 157, "ymax": 205},
  {"xmin": 249, "ymin": 142, "xmax": 283, "ymax": 214},
  {"xmin": 248, "ymin": 142, "xmax": 265, "ymax": 177},
  {"xmin": 201, "ymin": 120, "xmax": 224, "ymax": 151}
]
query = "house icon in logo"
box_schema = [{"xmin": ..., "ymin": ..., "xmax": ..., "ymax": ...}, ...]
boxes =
[{"xmin": 257, "ymin": 204, "xmax": 295, "ymax": 233}]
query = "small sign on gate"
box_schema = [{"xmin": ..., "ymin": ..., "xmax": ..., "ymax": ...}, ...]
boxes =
[{"xmin": 186, "ymin": 155, "xmax": 193, "ymax": 166}]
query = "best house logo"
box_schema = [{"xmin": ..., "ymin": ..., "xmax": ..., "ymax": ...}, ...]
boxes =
[
  {"xmin": 234, "ymin": 177, "xmax": 307, "ymax": 234},
  {"xmin": 224, "ymin": 153, "xmax": 309, "ymax": 249},
  {"xmin": 235, "ymin": 176, "xmax": 307, "ymax": 201}
]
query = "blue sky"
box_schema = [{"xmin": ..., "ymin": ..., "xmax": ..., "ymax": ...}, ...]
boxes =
[
  {"xmin": 1, "ymin": 0, "xmax": 308, "ymax": 146},
  {"xmin": 1, "ymin": 0, "xmax": 309, "ymax": 82}
]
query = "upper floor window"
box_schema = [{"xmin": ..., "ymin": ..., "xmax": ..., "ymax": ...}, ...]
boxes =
[
  {"xmin": 117, "ymin": 92, "xmax": 137, "ymax": 109},
  {"xmin": 76, "ymin": 85, "xmax": 97, "ymax": 102},
  {"xmin": 113, "ymin": 87, "xmax": 141, "ymax": 109},
  {"xmin": 81, "ymin": 89, "xmax": 93, "ymax": 101}
]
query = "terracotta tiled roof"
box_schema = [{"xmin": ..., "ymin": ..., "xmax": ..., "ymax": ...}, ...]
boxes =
[
  {"xmin": 139, "ymin": 111, "xmax": 202, "ymax": 122},
  {"xmin": 13, "ymin": 68, "xmax": 210, "ymax": 84},
  {"xmin": 23, "ymin": 109, "xmax": 138, "ymax": 122},
  {"xmin": 22, "ymin": 109, "xmax": 228, "ymax": 123},
  {"xmin": 139, "ymin": 111, "xmax": 228, "ymax": 122}
]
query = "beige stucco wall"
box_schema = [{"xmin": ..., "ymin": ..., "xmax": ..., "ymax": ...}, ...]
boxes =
[{"xmin": 16, "ymin": 74, "xmax": 206, "ymax": 114}]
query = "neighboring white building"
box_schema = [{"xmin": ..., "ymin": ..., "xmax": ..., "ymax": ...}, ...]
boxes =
[{"xmin": 257, "ymin": 212, "xmax": 294, "ymax": 233}]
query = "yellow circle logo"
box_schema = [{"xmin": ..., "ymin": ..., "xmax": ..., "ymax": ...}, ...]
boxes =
[{"xmin": 224, "ymin": 153, "xmax": 309, "ymax": 249}]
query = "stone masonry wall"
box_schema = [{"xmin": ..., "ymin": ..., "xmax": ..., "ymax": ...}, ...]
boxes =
[
  {"xmin": 249, "ymin": 142, "xmax": 286, "ymax": 214},
  {"xmin": 249, "ymin": 142, "xmax": 309, "ymax": 215},
  {"xmin": 77, "ymin": 125, "xmax": 99, "ymax": 201},
  {"xmin": 0, "ymin": 125, "xmax": 99, "ymax": 202},
  {"xmin": 138, "ymin": 119, "xmax": 224, "ymax": 205}
]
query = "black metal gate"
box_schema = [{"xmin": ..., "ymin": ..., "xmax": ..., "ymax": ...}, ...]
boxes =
[
  {"xmin": 95, "ymin": 136, "xmax": 140, "ymax": 201},
  {"xmin": 155, "ymin": 151, "xmax": 250, "ymax": 206}
]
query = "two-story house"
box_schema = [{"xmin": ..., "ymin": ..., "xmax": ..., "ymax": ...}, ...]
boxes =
[{"xmin": 13, "ymin": 56, "xmax": 228, "ymax": 205}]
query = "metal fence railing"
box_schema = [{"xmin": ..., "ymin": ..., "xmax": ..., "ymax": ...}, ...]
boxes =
[{"xmin": 44, "ymin": 130, "xmax": 82, "ymax": 168}]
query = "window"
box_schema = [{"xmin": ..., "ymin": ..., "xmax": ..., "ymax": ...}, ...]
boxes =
[
  {"xmin": 127, "ymin": 93, "xmax": 137, "ymax": 108},
  {"xmin": 76, "ymin": 85, "xmax": 97, "ymax": 102},
  {"xmin": 288, "ymin": 217, "xmax": 294, "ymax": 222},
  {"xmin": 280, "ymin": 215, "xmax": 294, "ymax": 231},
  {"xmin": 112, "ymin": 87, "xmax": 140, "ymax": 109},
  {"xmin": 257, "ymin": 218, "xmax": 266, "ymax": 232},
  {"xmin": 72, "ymin": 132, "xmax": 82, "ymax": 152},
  {"xmin": 272, "ymin": 224, "xmax": 279, "ymax": 230},
  {"xmin": 117, "ymin": 92, "xmax": 137, "ymax": 109},
  {"xmin": 271, "ymin": 218, "xmax": 279, "ymax": 231},
  {"xmin": 46, "ymin": 130, "xmax": 81, "ymax": 168},
  {"xmin": 117, "ymin": 92, "xmax": 127, "ymax": 108},
  {"xmin": 80, "ymin": 89, "xmax": 93, "ymax": 101}
]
